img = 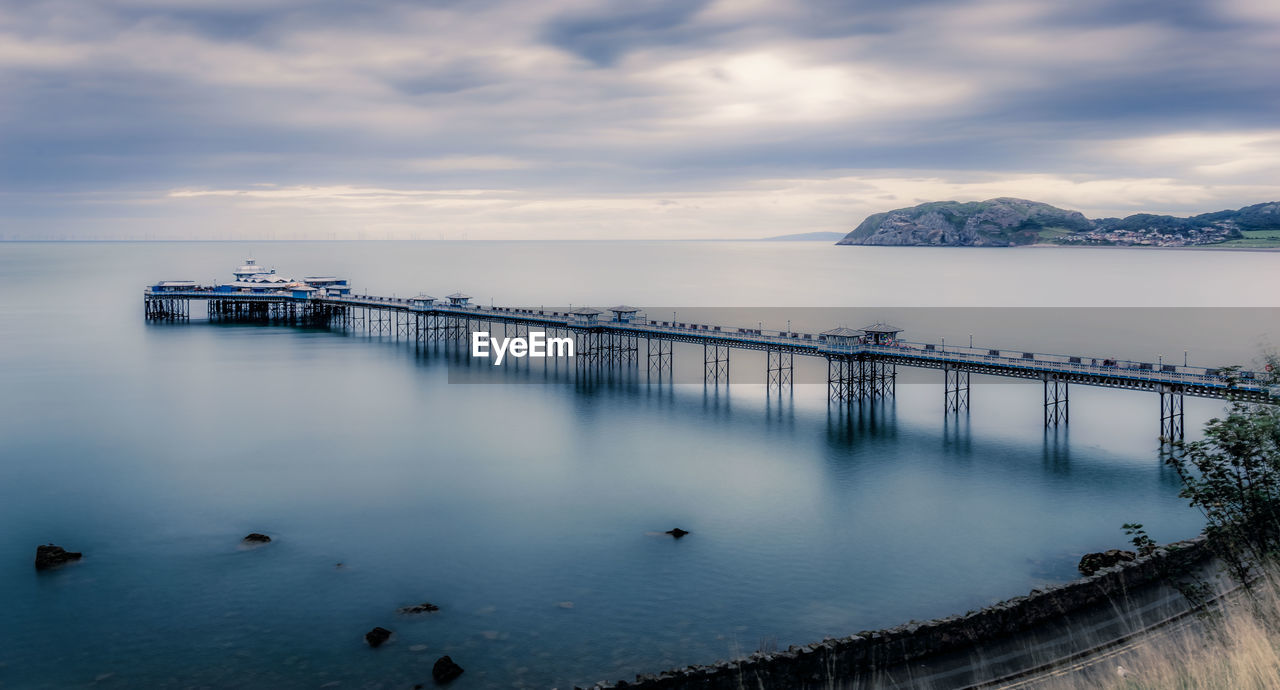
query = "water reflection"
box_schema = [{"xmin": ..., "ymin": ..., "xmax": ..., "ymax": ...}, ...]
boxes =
[
  {"xmin": 1041, "ymin": 427, "xmax": 1072, "ymax": 474},
  {"xmin": 942, "ymin": 411, "xmax": 973, "ymax": 456},
  {"xmin": 4, "ymin": 242, "xmax": 1248, "ymax": 690}
]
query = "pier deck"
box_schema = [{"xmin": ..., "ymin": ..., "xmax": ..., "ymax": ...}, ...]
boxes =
[{"xmin": 144, "ymin": 285, "xmax": 1278, "ymax": 442}]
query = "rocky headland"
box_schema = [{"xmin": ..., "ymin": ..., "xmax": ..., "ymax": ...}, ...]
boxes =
[{"xmin": 836, "ymin": 198, "xmax": 1280, "ymax": 248}]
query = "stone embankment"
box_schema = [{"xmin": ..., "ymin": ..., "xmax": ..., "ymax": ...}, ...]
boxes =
[{"xmin": 583, "ymin": 537, "xmax": 1211, "ymax": 690}]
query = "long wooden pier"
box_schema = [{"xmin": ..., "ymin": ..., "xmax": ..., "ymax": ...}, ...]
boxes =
[{"xmin": 145, "ymin": 285, "xmax": 1278, "ymax": 443}]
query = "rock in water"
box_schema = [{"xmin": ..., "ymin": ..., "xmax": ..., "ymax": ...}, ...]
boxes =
[
  {"xmin": 34, "ymin": 544, "xmax": 82, "ymax": 570},
  {"xmin": 1078, "ymin": 549, "xmax": 1136, "ymax": 576},
  {"xmin": 242, "ymin": 533, "xmax": 272, "ymax": 544},
  {"xmin": 365, "ymin": 627, "xmax": 392, "ymax": 647},
  {"xmin": 665, "ymin": 528, "xmax": 689, "ymax": 539},
  {"xmin": 398, "ymin": 602, "xmax": 441, "ymax": 615},
  {"xmin": 432, "ymin": 655, "xmax": 464, "ymax": 683}
]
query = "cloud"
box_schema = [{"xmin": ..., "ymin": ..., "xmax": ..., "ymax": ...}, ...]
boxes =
[
  {"xmin": 0, "ymin": 0, "xmax": 1277, "ymax": 239},
  {"xmin": 541, "ymin": 0, "xmax": 716, "ymax": 66}
]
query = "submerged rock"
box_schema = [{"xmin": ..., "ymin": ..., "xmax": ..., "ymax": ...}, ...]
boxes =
[
  {"xmin": 665, "ymin": 528, "xmax": 690, "ymax": 539},
  {"xmin": 34, "ymin": 544, "xmax": 82, "ymax": 570},
  {"xmin": 399, "ymin": 602, "xmax": 440, "ymax": 615},
  {"xmin": 432, "ymin": 655, "xmax": 464, "ymax": 683},
  {"xmin": 1078, "ymin": 549, "xmax": 1136, "ymax": 576},
  {"xmin": 242, "ymin": 533, "xmax": 272, "ymax": 544},
  {"xmin": 365, "ymin": 627, "xmax": 393, "ymax": 648}
]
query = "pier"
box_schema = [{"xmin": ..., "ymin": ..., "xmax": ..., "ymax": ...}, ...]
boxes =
[{"xmin": 146, "ymin": 264, "xmax": 1278, "ymax": 444}]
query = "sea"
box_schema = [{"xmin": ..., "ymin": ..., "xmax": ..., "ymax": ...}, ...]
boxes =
[{"xmin": 1, "ymin": 241, "xmax": 1277, "ymax": 688}]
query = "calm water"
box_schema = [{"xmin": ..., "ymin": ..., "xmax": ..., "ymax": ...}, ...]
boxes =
[{"xmin": 2, "ymin": 242, "xmax": 1278, "ymax": 689}]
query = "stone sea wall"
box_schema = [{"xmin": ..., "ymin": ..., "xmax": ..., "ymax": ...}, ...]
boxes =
[{"xmin": 582, "ymin": 537, "xmax": 1211, "ymax": 690}]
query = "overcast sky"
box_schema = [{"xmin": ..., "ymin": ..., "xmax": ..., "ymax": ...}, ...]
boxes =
[{"xmin": 2, "ymin": 0, "xmax": 1278, "ymax": 239}]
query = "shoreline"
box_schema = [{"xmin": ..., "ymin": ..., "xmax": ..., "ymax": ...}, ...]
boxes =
[
  {"xmin": 1023, "ymin": 243, "xmax": 1280, "ymax": 252},
  {"xmin": 836, "ymin": 242, "xmax": 1280, "ymax": 252},
  {"xmin": 589, "ymin": 536, "xmax": 1215, "ymax": 689}
]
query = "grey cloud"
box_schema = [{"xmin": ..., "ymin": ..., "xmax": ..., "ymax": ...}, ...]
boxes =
[
  {"xmin": 541, "ymin": 0, "xmax": 717, "ymax": 66},
  {"xmin": 1, "ymin": 0, "xmax": 1278, "ymax": 237}
]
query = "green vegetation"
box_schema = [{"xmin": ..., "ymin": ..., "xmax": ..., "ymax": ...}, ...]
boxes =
[
  {"xmin": 837, "ymin": 197, "xmax": 1094, "ymax": 246},
  {"xmin": 1215, "ymin": 230, "xmax": 1280, "ymax": 248},
  {"xmin": 1033, "ymin": 226, "xmax": 1077, "ymax": 241},
  {"xmin": 838, "ymin": 199, "xmax": 1280, "ymax": 248},
  {"xmin": 1048, "ymin": 356, "xmax": 1280, "ymax": 689},
  {"xmin": 1164, "ymin": 358, "xmax": 1280, "ymax": 581},
  {"xmin": 1042, "ymin": 572, "xmax": 1280, "ymax": 689}
]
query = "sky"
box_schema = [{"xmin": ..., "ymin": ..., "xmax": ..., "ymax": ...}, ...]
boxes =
[{"xmin": 1, "ymin": 0, "xmax": 1278, "ymax": 240}]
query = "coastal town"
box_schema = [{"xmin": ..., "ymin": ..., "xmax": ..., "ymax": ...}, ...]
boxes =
[{"xmin": 1055, "ymin": 221, "xmax": 1242, "ymax": 247}]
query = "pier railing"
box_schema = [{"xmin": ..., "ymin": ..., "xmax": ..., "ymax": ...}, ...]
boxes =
[{"xmin": 144, "ymin": 287, "xmax": 1274, "ymax": 396}]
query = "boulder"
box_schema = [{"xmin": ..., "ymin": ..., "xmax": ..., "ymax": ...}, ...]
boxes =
[
  {"xmin": 34, "ymin": 544, "xmax": 82, "ymax": 570},
  {"xmin": 365, "ymin": 627, "xmax": 393, "ymax": 648},
  {"xmin": 432, "ymin": 655, "xmax": 464, "ymax": 683},
  {"xmin": 399, "ymin": 602, "xmax": 441, "ymax": 615},
  {"xmin": 665, "ymin": 528, "xmax": 689, "ymax": 539},
  {"xmin": 242, "ymin": 533, "xmax": 272, "ymax": 544},
  {"xmin": 1078, "ymin": 549, "xmax": 1136, "ymax": 576}
]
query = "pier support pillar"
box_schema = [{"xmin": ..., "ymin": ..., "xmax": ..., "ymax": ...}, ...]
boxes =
[
  {"xmin": 864, "ymin": 357, "xmax": 895, "ymax": 400},
  {"xmin": 144, "ymin": 297, "xmax": 190, "ymax": 321},
  {"xmin": 1044, "ymin": 375, "xmax": 1069, "ymax": 427},
  {"xmin": 704, "ymin": 342, "xmax": 729, "ymax": 385},
  {"xmin": 647, "ymin": 338, "xmax": 672, "ymax": 378},
  {"xmin": 424, "ymin": 312, "xmax": 442, "ymax": 341},
  {"xmin": 766, "ymin": 347, "xmax": 793, "ymax": 390},
  {"xmin": 1159, "ymin": 385, "xmax": 1185, "ymax": 444},
  {"xmin": 827, "ymin": 356, "xmax": 852, "ymax": 403},
  {"xmin": 622, "ymin": 334, "xmax": 638, "ymax": 366},
  {"xmin": 944, "ymin": 364, "xmax": 970, "ymax": 413},
  {"xmin": 443, "ymin": 314, "xmax": 466, "ymax": 341},
  {"xmin": 574, "ymin": 329, "xmax": 601, "ymax": 373},
  {"xmin": 397, "ymin": 311, "xmax": 412, "ymax": 341},
  {"xmin": 598, "ymin": 329, "xmax": 615, "ymax": 366},
  {"xmin": 602, "ymin": 332, "xmax": 637, "ymax": 367}
]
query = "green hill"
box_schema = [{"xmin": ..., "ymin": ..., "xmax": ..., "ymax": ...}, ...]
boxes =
[
  {"xmin": 837, "ymin": 198, "xmax": 1092, "ymax": 247},
  {"xmin": 837, "ymin": 199, "xmax": 1280, "ymax": 247}
]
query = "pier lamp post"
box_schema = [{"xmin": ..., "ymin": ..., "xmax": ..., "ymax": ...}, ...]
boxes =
[
  {"xmin": 787, "ymin": 320, "xmax": 791, "ymax": 336},
  {"xmin": 941, "ymin": 337, "xmax": 945, "ymax": 352},
  {"xmin": 1184, "ymin": 351, "xmax": 1188, "ymax": 367},
  {"xmin": 1159, "ymin": 354, "xmax": 1163, "ymax": 367},
  {"xmin": 969, "ymin": 334, "xmax": 973, "ymax": 348}
]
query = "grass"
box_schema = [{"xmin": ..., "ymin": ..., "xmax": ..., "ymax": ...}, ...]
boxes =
[
  {"xmin": 1034, "ymin": 227, "xmax": 1076, "ymax": 241},
  {"xmin": 1035, "ymin": 567, "xmax": 1280, "ymax": 690},
  {"xmin": 1214, "ymin": 230, "xmax": 1280, "ymax": 248},
  {"xmin": 714, "ymin": 562, "xmax": 1280, "ymax": 689}
]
